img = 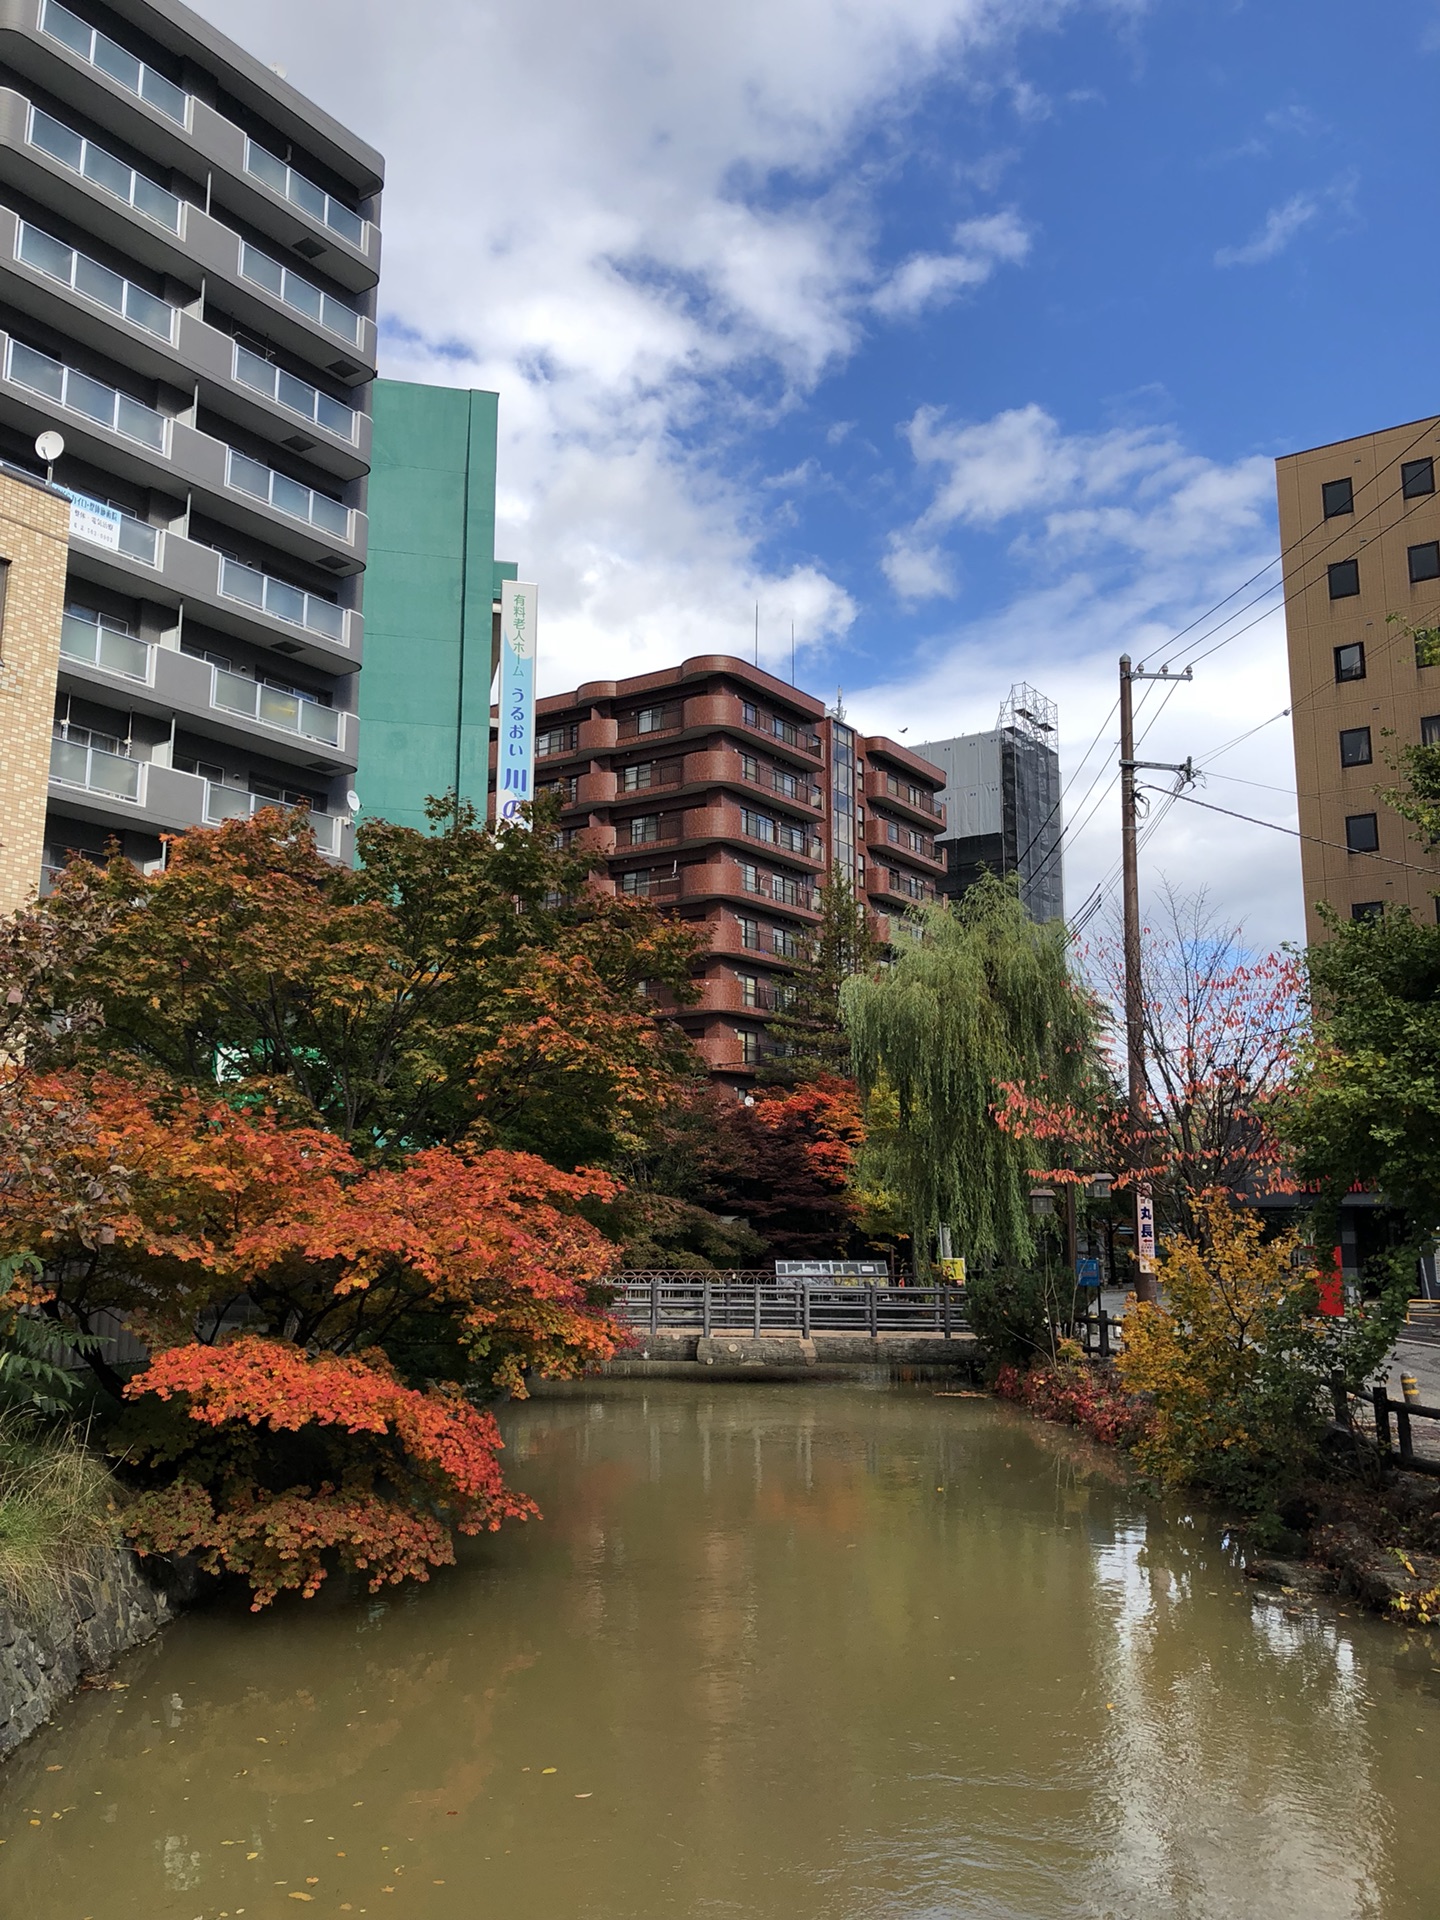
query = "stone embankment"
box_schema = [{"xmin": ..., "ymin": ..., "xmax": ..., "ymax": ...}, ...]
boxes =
[
  {"xmin": 0, "ymin": 1549, "xmax": 194, "ymax": 1759},
  {"xmin": 603, "ymin": 1329, "xmax": 983, "ymax": 1380}
]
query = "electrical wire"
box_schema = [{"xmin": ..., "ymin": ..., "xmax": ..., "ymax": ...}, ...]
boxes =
[{"xmin": 1139, "ymin": 785, "xmax": 1440, "ymax": 880}]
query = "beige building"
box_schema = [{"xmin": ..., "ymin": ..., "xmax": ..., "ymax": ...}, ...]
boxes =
[
  {"xmin": 0, "ymin": 461, "xmax": 68, "ymax": 912},
  {"xmin": 1277, "ymin": 413, "xmax": 1440, "ymax": 942}
]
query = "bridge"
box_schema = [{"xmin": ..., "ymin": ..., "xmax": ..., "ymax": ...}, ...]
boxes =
[{"xmin": 609, "ymin": 1271, "xmax": 971, "ymax": 1341}]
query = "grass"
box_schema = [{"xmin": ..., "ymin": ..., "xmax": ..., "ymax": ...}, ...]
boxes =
[{"xmin": 0, "ymin": 1419, "xmax": 122, "ymax": 1618}]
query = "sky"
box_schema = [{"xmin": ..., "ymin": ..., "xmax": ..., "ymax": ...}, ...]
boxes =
[{"xmin": 199, "ymin": 0, "xmax": 1440, "ymax": 952}]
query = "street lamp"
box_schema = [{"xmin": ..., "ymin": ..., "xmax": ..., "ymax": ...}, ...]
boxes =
[
  {"xmin": 1029, "ymin": 1187, "xmax": 1056, "ymax": 1218},
  {"xmin": 1088, "ymin": 1171, "xmax": 1115, "ymax": 1200}
]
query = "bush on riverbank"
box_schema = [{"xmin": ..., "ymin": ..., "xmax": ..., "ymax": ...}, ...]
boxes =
[
  {"xmin": 0, "ymin": 1420, "xmax": 119, "ymax": 1617},
  {"xmin": 994, "ymin": 1348, "xmax": 1149, "ymax": 1449}
]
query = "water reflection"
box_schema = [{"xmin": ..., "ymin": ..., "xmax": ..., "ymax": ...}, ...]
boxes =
[{"xmin": 0, "ymin": 1380, "xmax": 1435, "ymax": 1918}]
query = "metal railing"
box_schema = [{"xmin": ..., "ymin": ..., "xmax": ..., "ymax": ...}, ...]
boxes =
[
  {"xmin": 59, "ymin": 611, "xmax": 151, "ymax": 682},
  {"xmin": 611, "ymin": 1273, "xmax": 970, "ymax": 1339},
  {"xmin": 211, "ymin": 667, "xmax": 341, "ymax": 746},
  {"xmin": 28, "ymin": 107, "xmax": 181, "ymax": 231},
  {"xmin": 243, "ymin": 139, "xmax": 365, "ymax": 248},
  {"xmin": 18, "ymin": 221, "xmax": 175, "ymax": 340},
  {"xmin": 225, "ymin": 448, "xmax": 350, "ymax": 537},
  {"xmin": 49, "ymin": 737, "xmax": 143, "ymax": 802},
  {"xmin": 41, "ymin": 0, "xmax": 189, "ymax": 126},
  {"xmin": 238, "ymin": 242, "xmax": 362, "ymax": 345},
  {"xmin": 232, "ymin": 343, "xmax": 357, "ymax": 442},
  {"xmin": 218, "ymin": 556, "xmax": 346, "ymax": 642},
  {"xmin": 203, "ymin": 786, "xmax": 339, "ymax": 853},
  {"xmin": 6, "ymin": 339, "xmax": 168, "ymax": 451}
]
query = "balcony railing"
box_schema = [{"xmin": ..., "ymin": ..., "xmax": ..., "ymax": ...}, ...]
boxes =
[
  {"xmin": 741, "ymin": 707, "xmax": 822, "ymax": 755},
  {"xmin": 28, "ymin": 107, "xmax": 182, "ymax": 232},
  {"xmin": 238, "ymin": 242, "xmax": 362, "ymax": 346},
  {"xmin": 66, "ymin": 492, "xmax": 160, "ymax": 565},
  {"xmin": 204, "ymin": 785, "xmax": 338, "ymax": 852},
  {"xmin": 211, "ymin": 667, "xmax": 342, "ymax": 747},
  {"xmin": 243, "ymin": 139, "xmax": 365, "ymax": 249},
  {"xmin": 49, "ymin": 736, "xmax": 143, "ymax": 801},
  {"xmin": 40, "ymin": 0, "xmax": 189, "ymax": 126},
  {"xmin": 218, "ymin": 557, "xmax": 346, "ymax": 643},
  {"xmin": 18, "ymin": 222, "xmax": 176, "ymax": 341},
  {"xmin": 6, "ymin": 339, "xmax": 168, "ymax": 451},
  {"xmin": 225, "ymin": 449, "xmax": 350, "ymax": 538},
  {"xmin": 59, "ymin": 611, "xmax": 151, "ymax": 682},
  {"xmin": 743, "ymin": 764, "xmax": 823, "ymax": 807},
  {"xmin": 232, "ymin": 343, "xmax": 357, "ymax": 442}
]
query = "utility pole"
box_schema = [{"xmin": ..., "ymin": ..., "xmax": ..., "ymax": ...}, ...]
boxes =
[{"xmin": 1118, "ymin": 655, "xmax": 1195, "ymax": 1304}]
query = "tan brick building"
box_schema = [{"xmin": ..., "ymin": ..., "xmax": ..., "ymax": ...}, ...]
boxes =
[
  {"xmin": 0, "ymin": 461, "xmax": 68, "ymax": 912},
  {"xmin": 1277, "ymin": 413, "xmax": 1440, "ymax": 941}
]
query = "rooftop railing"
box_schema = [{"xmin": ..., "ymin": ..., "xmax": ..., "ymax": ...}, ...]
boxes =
[
  {"xmin": 28, "ymin": 106, "xmax": 181, "ymax": 232},
  {"xmin": 40, "ymin": 0, "xmax": 189, "ymax": 126},
  {"xmin": 17, "ymin": 220, "xmax": 175, "ymax": 340},
  {"xmin": 232, "ymin": 342, "xmax": 356, "ymax": 442},
  {"xmin": 238, "ymin": 242, "xmax": 361, "ymax": 345},
  {"xmin": 5, "ymin": 338, "xmax": 168, "ymax": 451},
  {"xmin": 218, "ymin": 555, "xmax": 346, "ymax": 643},
  {"xmin": 225, "ymin": 448, "xmax": 350, "ymax": 539},
  {"xmin": 59, "ymin": 609, "xmax": 151, "ymax": 682},
  {"xmin": 243, "ymin": 139, "xmax": 365, "ymax": 249},
  {"xmin": 211, "ymin": 666, "xmax": 342, "ymax": 747},
  {"xmin": 49, "ymin": 736, "xmax": 143, "ymax": 802}
]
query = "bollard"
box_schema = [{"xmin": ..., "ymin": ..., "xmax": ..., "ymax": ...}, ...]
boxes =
[{"xmin": 1401, "ymin": 1373, "xmax": 1420, "ymax": 1406}]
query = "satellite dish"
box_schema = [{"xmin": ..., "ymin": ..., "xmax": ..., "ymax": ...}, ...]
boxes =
[
  {"xmin": 345, "ymin": 789, "xmax": 361, "ymax": 813},
  {"xmin": 35, "ymin": 429, "xmax": 65, "ymax": 464}
]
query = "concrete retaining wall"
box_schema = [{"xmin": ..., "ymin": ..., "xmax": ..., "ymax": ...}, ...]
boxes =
[
  {"xmin": 602, "ymin": 1330, "xmax": 983, "ymax": 1381},
  {"xmin": 0, "ymin": 1549, "xmax": 194, "ymax": 1760}
]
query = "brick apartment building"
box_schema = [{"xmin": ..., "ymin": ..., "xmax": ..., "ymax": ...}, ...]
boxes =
[{"xmin": 501, "ymin": 655, "xmax": 946, "ymax": 1085}]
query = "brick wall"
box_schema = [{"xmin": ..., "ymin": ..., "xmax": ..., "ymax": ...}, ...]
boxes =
[{"xmin": 0, "ymin": 471, "xmax": 69, "ymax": 914}]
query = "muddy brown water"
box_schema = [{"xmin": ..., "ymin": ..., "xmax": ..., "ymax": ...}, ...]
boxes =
[{"xmin": 1, "ymin": 1378, "xmax": 1437, "ymax": 1919}]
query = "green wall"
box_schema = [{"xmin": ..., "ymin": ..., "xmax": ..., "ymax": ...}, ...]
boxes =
[{"xmin": 358, "ymin": 381, "xmax": 514, "ymax": 831}]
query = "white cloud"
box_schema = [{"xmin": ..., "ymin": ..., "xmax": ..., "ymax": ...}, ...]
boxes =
[
  {"xmin": 1214, "ymin": 192, "xmax": 1318, "ymax": 267},
  {"xmin": 882, "ymin": 538, "xmax": 956, "ymax": 599},
  {"xmin": 872, "ymin": 211, "xmax": 1031, "ymax": 318},
  {"xmin": 867, "ymin": 406, "xmax": 1303, "ymax": 949},
  {"xmin": 195, "ymin": 0, "xmax": 1067, "ymax": 688}
]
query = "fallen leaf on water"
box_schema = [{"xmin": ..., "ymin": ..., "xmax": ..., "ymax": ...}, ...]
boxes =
[
  {"xmin": 574, "ymin": 1793, "xmax": 592, "ymax": 1800},
  {"xmin": 446, "ymin": 1811, "xmax": 458, "ymax": 1817},
  {"xmin": 542, "ymin": 1767, "xmax": 557, "ymax": 1775},
  {"xmin": 45, "ymin": 1766, "xmax": 63, "ymax": 1773},
  {"xmin": 255, "ymin": 1737, "xmax": 268, "ymax": 1745},
  {"xmin": 288, "ymin": 1896, "xmax": 313, "ymax": 1904},
  {"xmin": 247, "ymin": 1851, "xmax": 258, "ymax": 1859},
  {"xmin": 306, "ymin": 1877, "xmax": 319, "ymax": 1885}
]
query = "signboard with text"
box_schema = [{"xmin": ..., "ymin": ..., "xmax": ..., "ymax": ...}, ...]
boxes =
[
  {"xmin": 67, "ymin": 491, "xmax": 122, "ymax": 551},
  {"xmin": 1136, "ymin": 1187, "xmax": 1156, "ymax": 1274},
  {"xmin": 498, "ymin": 580, "xmax": 538, "ymax": 827}
]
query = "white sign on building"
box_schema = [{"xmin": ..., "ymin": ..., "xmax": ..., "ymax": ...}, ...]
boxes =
[
  {"xmin": 66, "ymin": 492, "xmax": 123, "ymax": 551},
  {"xmin": 498, "ymin": 580, "xmax": 538, "ymax": 827}
]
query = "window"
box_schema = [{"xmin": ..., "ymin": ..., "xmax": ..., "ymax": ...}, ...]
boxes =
[
  {"xmin": 1345, "ymin": 812, "xmax": 1379, "ymax": 853},
  {"xmin": 1408, "ymin": 541, "xmax": 1440, "ymax": 585},
  {"xmin": 740, "ymin": 751, "xmax": 759, "ymax": 782},
  {"xmin": 737, "ymin": 915, "xmax": 761, "ymax": 950},
  {"xmin": 741, "ymin": 700, "xmax": 759, "ymax": 727},
  {"xmin": 1321, "ymin": 478, "xmax": 1354, "ymax": 518},
  {"xmin": 622, "ymin": 762, "xmax": 653, "ymax": 792},
  {"xmin": 738, "ymin": 861, "xmax": 762, "ymax": 894},
  {"xmin": 174, "ymin": 753, "xmax": 224, "ymax": 783},
  {"xmin": 634, "ymin": 705, "xmax": 668, "ymax": 734},
  {"xmin": 742, "ymin": 808, "xmax": 776, "ymax": 844},
  {"xmin": 0, "ymin": 557, "xmax": 9, "ymax": 656},
  {"xmin": 777, "ymin": 821, "xmax": 807, "ymax": 854},
  {"xmin": 629, "ymin": 814, "xmax": 660, "ymax": 845},
  {"xmin": 774, "ymin": 769, "xmax": 799, "ymax": 800},
  {"xmin": 541, "ymin": 773, "xmax": 578, "ymax": 804},
  {"xmin": 1402, "ymin": 458, "xmax": 1436, "ymax": 500},
  {"xmin": 620, "ymin": 869, "xmax": 653, "ymax": 896},
  {"xmin": 1327, "ymin": 559, "xmax": 1360, "ymax": 599},
  {"xmin": 1423, "ymin": 716, "xmax": 1440, "ymax": 748},
  {"xmin": 536, "ymin": 723, "xmax": 577, "ymax": 759},
  {"xmin": 1334, "ymin": 642, "xmax": 1366, "ymax": 683},
  {"xmin": 1339, "ymin": 727, "xmax": 1373, "ymax": 767},
  {"xmin": 740, "ymin": 1029, "xmax": 763, "ymax": 1067},
  {"xmin": 736, "ymin": 972, "xmax": 760, "ymax": 1009},
  {"xmin": 1351, "ymin": 901, "xmax": 1384, "ymax": 923},
  {"xmin": 772, "ymin": 927, "xmax": 802, "ymax": 960}
]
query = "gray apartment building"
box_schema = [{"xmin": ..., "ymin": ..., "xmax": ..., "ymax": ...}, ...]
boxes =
[
  {"xmin": 916, "ymin": 684, "xmax": 1064, "ymax": 923},
  {"xmin": 0, "ymin": 0, "xmax": 381, "ymax": 887}
]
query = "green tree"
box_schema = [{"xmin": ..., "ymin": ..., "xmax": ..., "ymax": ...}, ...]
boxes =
[
  {"xmin": 759, "ymin": 875, "xmax": 877, "ymax": 1085},
  {"xmin": 841, "ymin": 873, "xmax": 1100, "ymax": 1271}
]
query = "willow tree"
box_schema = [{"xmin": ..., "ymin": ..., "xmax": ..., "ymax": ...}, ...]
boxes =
[{"xmin": 841, "ymin": 874, "xmax": 1100, "ymax": 1270}]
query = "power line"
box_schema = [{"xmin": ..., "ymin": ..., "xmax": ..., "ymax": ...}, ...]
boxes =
[{"xmin": 1140, "ymin": 785, "xmax": 1440, "ymax": 881}]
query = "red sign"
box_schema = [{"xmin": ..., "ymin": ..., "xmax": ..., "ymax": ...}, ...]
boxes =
[{"xmin": 1317, "ymin": 1247, "xmax": 1344, "ymax": 1318}]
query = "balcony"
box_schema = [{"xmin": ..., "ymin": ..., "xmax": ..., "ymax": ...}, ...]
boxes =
[
  {"xmin": 218, "ymin": 556, "xmax": 345, "ymax": 644},
  {"xmin": 238, "ymin": 241, "xmax": 362, "ymax": 348},
  {"xmin": 741, "ymin": 761, "xmax": 824, "ymax": 810},
  {"xmin": 4, "ymin": 335, "xmax": 166, "ymax": 453},
  {"xmin": 37, "ymin": 0, "xmax": 188, "ymax": 126},
  {"xmin": 230, "ymin": 341, "xmax": 357, "ymax": 445},
  {"xmin": 49, "ymin": 734, "xmax": 142, "ymax": 802},
  {"xmin": 58, "ymin": 608, "xmax": 150, "ymax": 682},
  {"xmin": 242, "ymin": 139, "xmax": 365, "ymax": 252},
  {"xmin": 225, "ymin": 448, "xmax": 350, "ymax": 540},
  {"xmin": 866, "ymin": 769, "xmax": 944, "ymax": 823},
  {"xmin": 210, "ymin": 666, "xmax": 341, "ymax": 749},
  {"xmin": 204, "ymin": 785, "xmax": 341, "ymax": 856},
  {"xmin": 740, "ymin": 704, "xmax": 823, "ymax": 759},
  {"xmin": 65, "ymin": 489, "xmax": 161, "ymax": 565},
  {"xmin": 15, "ymin": 218, "xmax": 175, "ymax": 341},
  {"xmin": 26, "ymin": 101, "xmax": 180, "ymax": 231}
]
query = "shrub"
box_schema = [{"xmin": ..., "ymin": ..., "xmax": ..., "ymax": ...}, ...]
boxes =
[
  {"xmin": 0, "ymin": 1419, "xmax": 120, "ymax": 1615},
  {"xmin": 995, "ymin": 1354, "xmax": 1149, "ymax": 1449}
]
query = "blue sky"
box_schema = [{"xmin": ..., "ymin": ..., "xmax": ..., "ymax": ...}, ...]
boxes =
[{"xmin": 203, "ymin": 0, "xmax": 1440, "ymax": 948}]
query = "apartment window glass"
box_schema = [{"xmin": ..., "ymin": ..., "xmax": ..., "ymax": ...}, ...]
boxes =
[
  {"xmin": 1328, "ymin": 559, "xmax": 1360, "ymax": 599},
  {"xmin": 629, "ymin": 814, "xmax": 659, "ymax": 845},
  {"xmin": 740, "ymin": 751, "xmax": 759, "ymax": 782},
  {"xmin": 536, "ymin": 724, "xmax": 576, "ymax": 758},
  {"xmin": 738, "ymin": 861, "xmax": 762, "ymax": 893},
  {"xmin": 620, "ymin": 869, "xmax": 652, "ymax": 896},
  {"xmin": 1402, "ymin": 458, "xmax": 1436, "ymax": 499},
  {"xmin": 740, "ymin": 1029, "xmax": 763, "ymax": 1067},
  {"xmin": 737, "ymin": 972, "xmax": 760, "ymax": 1009},
  {"xmin": 622, "ymin": 762, "xmax": 653, "ymax": 792},
  {"xmin": 737, "ymin": 916, "xmax": 761, "ymax": 950},
  {"xmin": 1351, "ymin": 901, "xmax": 1383, "ymax": 923},
  {"xmin": 1408, "ymin": 541, "xmax": 1440, "ymax": 585},
  {"xmin": 1345, "ymin": 812, "xmax": 1379, "ymax": 853},
  {"xmin": 742, "ymin": 808, "xmax": 776, "ymax": 844},
  {"xmin": 1321, "ymin": 477, "xmax": 1354, "ymax": 518},
  {"xmin": 1423, "ymin": 715, "xmax": 1440, "ymax": 748},
  {"xmin": 1339, "ymin": 726, "xmax": 1373, "ymax": 768},
  {"xmin": 634, "ymin": 705, "xmax": 673, "ymax": 734},
  {"xmin": 1334, "ymin": 642, "xmax": 1366, "ymax": 683},
  {"xmin": 741, "ymin": 700, "xmax": 758, "ymax": 727}
]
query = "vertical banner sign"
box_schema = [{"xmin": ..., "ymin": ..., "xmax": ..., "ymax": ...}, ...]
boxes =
[
  {"xmin": 498, "ymin": 580, "xmax": 538, "ymax": 827},
  {"xmin": 1136, "ymin": 1187, "xmax": 1156, "ymax": 1275}
]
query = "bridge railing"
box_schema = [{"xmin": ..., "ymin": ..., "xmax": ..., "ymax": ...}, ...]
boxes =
[{"xmin": 607, "ymin": 1272, "xmax": 970, "ymax": 1339}]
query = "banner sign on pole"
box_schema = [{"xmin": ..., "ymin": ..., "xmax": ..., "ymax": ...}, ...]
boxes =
[
  {"xmin": 1076, "ymin": 1257, "xmax": 1101, "ymax": 1289},
  {"xmin": 498, "ymin": 580, "xmax": 538, "ymax": 827},
  {"xmin": 66, "ymin": 491, "xmax": 123, "ymax": 551},
  {"xmin": 1136, "ymin": 1187, "xmax": 1156, "ymax": 1275}
]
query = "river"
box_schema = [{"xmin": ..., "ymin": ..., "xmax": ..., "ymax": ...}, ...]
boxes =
[{"xmin": 1, "ymin": 1378, "xmax": 1437, "ymax": 1919}]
